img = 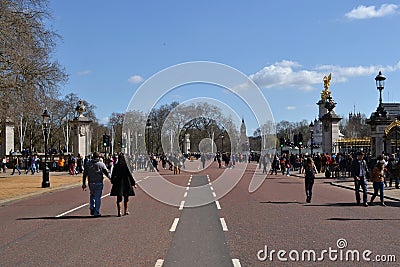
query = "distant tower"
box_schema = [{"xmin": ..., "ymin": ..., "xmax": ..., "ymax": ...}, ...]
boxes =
[{"xmin": 239, "ymin": 119, "xmax": 250, "ymax": 154}]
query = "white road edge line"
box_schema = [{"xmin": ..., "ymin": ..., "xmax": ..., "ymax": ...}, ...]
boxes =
[
  {"xmin": 179, "ymin": 201, "xmax": 185, "ymax": 210},
  {"xmin": 220, "ymin": 218, "xmax": 228, "ymax": 231},
  {"xmin": 215, "ymin": 200, "xmax": 221, "ymax": 210},
  {"xmin": 155, "ymin": 259, "xmax": 164, "ymax": 267},
  {"xmin": 184, "ymin": 192, "xmax": 188, "ymax": 198},
  {"xmin": 56, "ymin": 193, "xmax": 110, "ymax": 218},
  {"xmin": 170, "ymin": 218, "xmax": 179, "ymax": 232},
  {"xmin": 232, "ymin": 259, "xmax": 241, "ymax": 267}
]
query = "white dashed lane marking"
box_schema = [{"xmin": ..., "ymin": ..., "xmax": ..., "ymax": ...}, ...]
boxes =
[
  {"xmin": 170, "ymin": 218, "xmax": 179, "ymax": 232},
  {"xmin": 220, "ymin": 218, "xmax": 228, "ymax": 231},
  {"xmin": 56, "ymin": 193, "xmax": 110, "ymax": 218},
  {"xmin": 155, "ymin": 259, "xmax": 164, "ymax": 267},
  {"xmin": 232, "ymin": 259, "xmax": 242, "ymax": 266},
  {"xmin": 215, "ymin": 200, "xmax": 221, "ymax": 210}
]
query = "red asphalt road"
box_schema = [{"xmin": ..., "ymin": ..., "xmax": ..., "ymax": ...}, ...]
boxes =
[
  {"xmin": 219, "ymin": 164, "xmax": 400, "ymax": 266},
  {"xmin": 1, "ymin": 161, "xmax": 399, "ymax": 266},
  {"xmin": 0, "ymin": 169, "xmax": 191, "ymax": 266}
]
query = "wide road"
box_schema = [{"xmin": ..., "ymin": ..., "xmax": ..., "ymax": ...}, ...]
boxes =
[{"xmin": 0, "ymin": 161, "xmax": 399, "ymax": 266}]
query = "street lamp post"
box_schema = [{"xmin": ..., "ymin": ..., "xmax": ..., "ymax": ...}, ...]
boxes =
[
  {"xmin": 41, "ymin": 109, "xmax": 50, "ymax": 188},
  {"xmin": 375, "ymin": 71, "xmax": 386, "ymax": 107},
  {"xmin": 146, "ymin": 119, "xmax": 152, "ymax": 154},
  {"xmin": 221, "ymin": 134, "xmax": 224, "ymax": 152},
  {"xmin": 309, "ymin": 121, "xmax": 314, "ymax": 156}
]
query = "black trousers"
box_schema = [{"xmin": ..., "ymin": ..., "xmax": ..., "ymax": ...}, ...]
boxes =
[{"xmin": 305, "ymin": 177, "xmax": 314, "ymax": 200}]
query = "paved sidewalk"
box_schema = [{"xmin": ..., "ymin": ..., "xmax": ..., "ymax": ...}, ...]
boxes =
[
  {"xmin": 291, "ymin": 171, "xmax": 400, "ymax": 201},
  {"xmin": 0, "ymin": 170, "xmax": 82, "ymax": 205}
]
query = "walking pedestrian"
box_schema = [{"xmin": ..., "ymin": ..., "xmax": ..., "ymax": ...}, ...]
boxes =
[
  {"xmin": 2, "ymin": 156, "xmax": 7, "ymax": 173},
  {"xmin": 57, "ymin": 156, "xmax": 65, "ymax": 172},
  {"xmin": 76, "ymin": 153, "xmax": 84, "ymax": 174},
  {"xmin": 369, "ymin": 160, "xmax": 386, "ymax": 206},
  {"xmin": 352, "ymin": 152, "xmax": 369, "ymax": 207},
  {"xmin": 26, "ymin": 155, "xmax": 37, "ymax": 175},
  {"xmin": 69, "ymin": 154, "xmax": 77, "ymax": 175},
  {"xmin": 151, "ymin": 155, "xmax": 159, "ymax": 172},
  {"xmin": 110, "ymin": 153, "xmax": 137, "ymax": 217},
  {"xmin": 285, "ymin": 158, "xmax": 291, "ymax": 176},
  {"xmin": 82, "ymin": 152, "xmax": 110, "ymax": 217},
  {"xmin": 34, "ymin": 156, "xmax": 40, "ymax": 173},
  {"xmin": 201, "ymin": 153, "xmax": 206, "ymax": 169},
  {"xmin": 304, "ymin": 157, "xmax": 317, "ymax": 203},
  {"xmin": 270, "ymin": 155, "xmax": 279, "ymax": 175},
  {"xmin": 216, "ymin": 152, "xmax": 222, "ymax": 168},
  {"xmin": 11, "ymin": 156, "xmax": 21, "ymax": 175}
]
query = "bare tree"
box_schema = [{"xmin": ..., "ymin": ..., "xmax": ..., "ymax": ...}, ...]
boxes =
[
  {"xmin": 0, "ymin": 0, "xmax": 67, "ymax": 122},
  {"xmin": 1, "ymin": 0, "xmax": 68, "ymax": 155}
]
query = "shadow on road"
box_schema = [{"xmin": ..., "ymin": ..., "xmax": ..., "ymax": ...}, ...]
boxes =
[
  {"xmin": 16, "ymin": 215, "xmax": 115, "ymax": 220},
  {"xmin": 260, "ymin": 201, "xmax": 303, "ymax": 205},
  {"xmin": 327, "ymin": 217, "xmax": 400, "ymax": 221},
  {"xmin": 305, "ymin": 202, "xmax": 356, "ymax": 207},
  {"xmin": 306, "ymin": 201, "xmax": 400, "ymax": 208}
]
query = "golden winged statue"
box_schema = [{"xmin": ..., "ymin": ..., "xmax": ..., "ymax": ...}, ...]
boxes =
[{"xmin": 321, "ymin": 73, "xmax": 332, "ymax": 101}]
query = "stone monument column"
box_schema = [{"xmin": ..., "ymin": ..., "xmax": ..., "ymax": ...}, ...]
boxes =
[
  {"xmin": 70, "ymin": 100, "xmax": 92, "ymax": 156},
  {"xmin": 318, "ymin": 74, "xmax": 342, "ymax": 154},
  {"xmin": 184, "ymin": 133, "xmax": 190, "ymax": 154},
  {"xmin": 0, "ymin": 119, "xmax": 15, "ymax": 157}
]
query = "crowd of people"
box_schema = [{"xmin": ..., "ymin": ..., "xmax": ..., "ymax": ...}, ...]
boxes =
[
  {"xmin": 4, "ymin": 148, "xmax": 398, "ymax": 214},
  {"xmin": 264, "ymin": 150, "xmax": 400, "ymax": 206},
  {"xmin": 2, "ymin": 154, "xmax": 87, "ymax": 176}
]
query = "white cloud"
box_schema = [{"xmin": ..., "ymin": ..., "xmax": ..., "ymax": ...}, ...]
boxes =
[
  {"xmin": 249, "ymin": 60, "xmax": 322, "ymax": 91},
  {"xmin": 316, "ymin": 61, "xmax": 400, "ymax": 82},
  {"xmin": 249, "ymin": 60, "xmax": 400, "ymax": 91},
  {"xmin": 128, "ymin": 75, "xmax": 144, "ymax": 84},
  {"xmin": 78, "ymin": 70, "xmax": 92, "ymax": 76},
  {"xmin": 345, "ymin": 4, "xmax": 398, "ymax": 19},
  {"xmin": 286, "ymin": 106, "xmax": 297, "ymax": 110}
]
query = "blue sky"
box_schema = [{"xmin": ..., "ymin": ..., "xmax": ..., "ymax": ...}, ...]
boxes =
[{"xmin": 49, "ymin": 1, "xmax": 400, "ymax": 134}]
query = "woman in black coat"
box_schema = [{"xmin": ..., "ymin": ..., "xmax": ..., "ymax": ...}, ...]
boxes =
[
  {"xmin": 304, "ymin": 157, "xmax": 317, "ymax": 203},
  {"xmin": 110, "ymin": 153, "xmax": 136, "ymax": 217}
]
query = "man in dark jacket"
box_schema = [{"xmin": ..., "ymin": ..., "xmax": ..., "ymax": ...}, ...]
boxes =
[
  {"xmin": 352, "ymin": 152, "xmax": 369, "ymax": 207},
  {"xmin": 82, "ymin": 152, "xmax": 110, "ymax": 216}
]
